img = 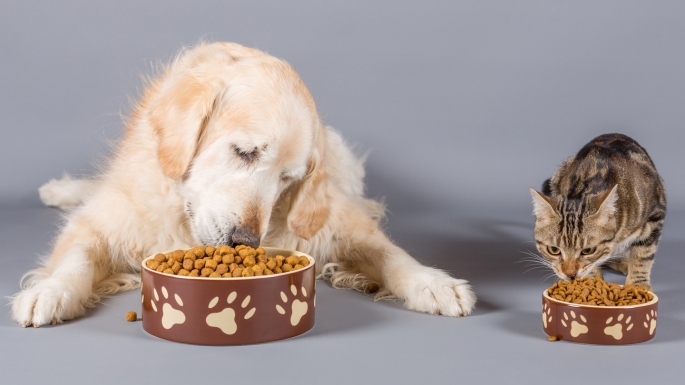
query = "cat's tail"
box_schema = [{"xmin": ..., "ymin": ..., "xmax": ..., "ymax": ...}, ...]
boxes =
[{"xmin": 541, "ymin": 178, "xmax": 552, "ymax": 195}]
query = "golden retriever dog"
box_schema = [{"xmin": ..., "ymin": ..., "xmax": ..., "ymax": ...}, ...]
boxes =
[{"xmin": 11, "ymin": 42, "xmax": 476, "ymax": 327}]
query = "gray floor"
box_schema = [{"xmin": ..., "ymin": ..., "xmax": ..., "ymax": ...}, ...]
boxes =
[{"xmin": 1, "ymin": 201, "xmax": 683, "ymax": 384}]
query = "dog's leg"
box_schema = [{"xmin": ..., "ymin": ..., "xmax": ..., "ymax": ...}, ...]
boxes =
[
  {"xmin": 328, "ymin": 227, "xmax": 477, "ymax": 317},
  {"xmin": 11, "ymin": 219, "xmax": 108, "ymax": 327},
  {"xmin": 39, "ymin": 174, "xmax": 97, "ymax": 210}
]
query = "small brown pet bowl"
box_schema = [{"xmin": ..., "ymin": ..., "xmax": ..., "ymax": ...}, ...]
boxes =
[
  {"xmin": 141, "ymin": 247, "xmax": 315, "ymax": 345},
  {"xmin": 542, "ymin": 290, "xmax": 658, "ymax": 345}
]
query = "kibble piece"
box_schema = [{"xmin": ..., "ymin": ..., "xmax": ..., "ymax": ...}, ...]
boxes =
[
  {"xmin": 285, "ymin": 256, "xmax": 299, "ymax": 266},
  {"xmin": 275, "ymin": 255, "xmax": 285, "ymax": 267},
  {"xmin": 222, "ymin": 254, "xmax": 235, "ymax": 265},
  {"xmin": 235, "ymin": 256, "xmax": 242, "ymax": 264},
  {"xmin": 171, "ymin": 261, "xmax": 182, "ymax": 274},
  {"xmin": 163, "ymin": 268, "xmax": 174, "ymax": 274},
  {"xmin": 192, "ymin": 246, "xmax": 206, "ymax": 258},
  {"xmin": 243, "ymin": 255, "xmax": 256, "ymax": 267},
  {"xmin": 222, "ymin": 272, "xmax": 232, "ymax": 278},
  {"xmin": 178, "ymin": 269, "xmax": 190, "ymax": 276},
  {"xmin": 212, "ymin": 253, "xmax": 222, "ymax": 264},
  {"xmin": 232, "ymin": 267, "xmax": 244, "ymax": 277},
  {"xmin": 265, "ymin": 258, "xmax": 277, "ymax": 271},
  {"xmin": 298, "ymin": 256, "xmax": 310, "ymax": 266},
  {"xmin": 282, "ymin": 264, "xmax": 293, "ymax": 273},
  {"xmin": 156, "ymin": 262, "xmax": 169, "ymax": 272},
  {"xmin": 209, "ymin": 272, "xmax": 221, "ymax": 278},
  {"xmin": 205, "ymin": 259, "xmax": 218, "ymax": 270},
  {"xmin": 235, "ymin": 245, "xmax": 247, "ymax": 252},
  {"xmin": 293, "ymin": 264, "xmax": 304, "ymax": 270},
  {"xmin": 201, "ymin": 268, "xmax": 213, "ymax": 277},
  {"xmin": 183, "ymin": 259, "xmax": 194, "ymax": 271},
  {"xmin": 205, "ymin": 245, "xmax": 216, "ymax": 257},
  {"xmin": 189, "ymin": 269, "xmax": 200, "ymax": 277},
  {"xmin": 216, "ymin": 264, "xmax": 229, "ymax": 275},
  {"xmin": 228, "ymin": 263, "xmax": 239, "ymax": 273},
  {"xmin": 257, "ymin": 254, "xmax": 268, "ymax": 264},
  {"xmin": 241, "ymin": 267, "xmax": 255, "ymax": 277},
  {"xmin": 146, "ymin": 260, "xmax": 161, "ymax": 270},
  {"xmin": 264, "ymin": 269, "xmax": 274, "ymax": 275},
  {"xmin": 154, "ymin": 253, "xmax": 166, "ymax": 263},
  {"xmin": 184, "ymin": 251, "xmax": 196, "ymax": 262},
  {"xmin": 548, "ymin": 336, "xmax": 558, "ymax": 342},
  {"xmin": 194, "ymin": 259, "xmax": 206, "ymax": 270},
  {"xmin": 172, "ymin": 250, "xmax": 185, "ymax": 262},
  {"xmin": 273, "ymin": 266, "xmax": 283, "ymax": 274},
  {"xmin": 252, "ymin": 264, "xmax": 264, "ymax": 276},
  {"xmin": 125, "ymin": 311, "xmax": 138, "ymax": 322}
]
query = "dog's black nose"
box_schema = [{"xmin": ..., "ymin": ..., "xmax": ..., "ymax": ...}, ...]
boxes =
[{"xmin": 231, "ymin": 227, "xmax": 260, "ymax": 248}]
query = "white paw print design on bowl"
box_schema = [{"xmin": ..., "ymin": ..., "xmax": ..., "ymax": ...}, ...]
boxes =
[
  {"xmin": 150, "ymin": 286, "xmax": 186, "ymax": 329},
  {"xmin": 205, "ymin": 292, "xmax": 257, "ymax": 335},
  {"xmin": 276, "ymin": 285, "xmax": 309, "ymax": 326}
]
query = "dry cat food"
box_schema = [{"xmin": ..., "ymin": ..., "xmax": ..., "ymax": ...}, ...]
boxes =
[
  {"xmin": 145, "ymin": 245, "xmax": 310, "ymax": 278},
  {"xmin": 547, "ymin": 277, "xmax": 654, "ymax": 306},
  {"xmin": 125, "ymin": 311, "xmax": 138, "ymax": 322}
]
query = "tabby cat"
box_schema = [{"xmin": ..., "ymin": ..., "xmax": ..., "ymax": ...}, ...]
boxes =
[{"xmin": 530, "ymin": 133, "xmax": 666, "ymax": 289}]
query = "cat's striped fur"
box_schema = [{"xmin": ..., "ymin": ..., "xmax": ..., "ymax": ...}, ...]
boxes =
[{"xmin": 530, "ymin": 133, "xmax": 666, "ymax": 289}]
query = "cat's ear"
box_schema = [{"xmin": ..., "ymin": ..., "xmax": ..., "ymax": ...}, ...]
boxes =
[
  {"xmin": 592, "ymin": 184, "xmax": 619, "ymax": 225},
  {"xmin": 530, "ymin": 188, "xmax": 558, "ymax": 223}
]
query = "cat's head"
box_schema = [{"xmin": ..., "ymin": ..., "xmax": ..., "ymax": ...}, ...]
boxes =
[{"xmin": 529, "ymin": 185, "xmax": 619, "ymax": 280}]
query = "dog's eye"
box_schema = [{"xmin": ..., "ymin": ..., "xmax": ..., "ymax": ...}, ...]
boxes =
[
  {"xmin": 280, "ymin": 172, "xmax": 294, "ymax": 181},
  {"xmin": 233, "ymin": 146, "xmax": 258, "ymax": 164}
]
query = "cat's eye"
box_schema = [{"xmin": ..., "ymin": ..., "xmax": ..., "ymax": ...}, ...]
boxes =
[
  {"xmin": 581, "ymin": 247, "xmax": 597, "ymax": 255},
  {"xmin": 547, "ymin": 246, "xmax": 561, "ymax": 255}
]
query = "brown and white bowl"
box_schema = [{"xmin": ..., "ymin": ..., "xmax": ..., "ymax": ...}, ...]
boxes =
[
  {"xmin": 141, "ymin": 247, "xmax": 315, "ymax": 345},
  {"xmin": 542, "ymin": 290, "xmax": 658, "ymax": 345}
]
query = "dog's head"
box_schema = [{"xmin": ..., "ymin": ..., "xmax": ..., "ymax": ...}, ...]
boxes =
[{"xmin": 149, "ymin": 43, "xmax": 329, "ymax": 247}]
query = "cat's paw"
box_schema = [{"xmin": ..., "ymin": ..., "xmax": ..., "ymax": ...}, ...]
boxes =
[
  {"xmin": 11, "ymin": 277, "xmax": 86, "ymax": 327},
  {"xmin": 399, "ymin": 267, "xmax": 476, "ymax": 317}
]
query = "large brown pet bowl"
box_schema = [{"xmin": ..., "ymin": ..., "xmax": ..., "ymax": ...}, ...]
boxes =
[
  {"xmin": 542, "ymin": 290, "xmax": 658, "ymax": 345},
  {"xmin": 141, "ymin": 247, "xmax": 315, "ymax": 345}
]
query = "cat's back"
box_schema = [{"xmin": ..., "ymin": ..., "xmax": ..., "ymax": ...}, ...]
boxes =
[
  {"xmin": 575, "ymin": 133, "xmax": 655, "ymax": 170},
  {"xmin": 554, "ymin": 133, "xmax": 661, "ymax": 199}
]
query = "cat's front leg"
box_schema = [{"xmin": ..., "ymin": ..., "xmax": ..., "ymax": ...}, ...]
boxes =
[{"xmin": 626, "ymin": 242, "xmax": 658, "ymax": 291}]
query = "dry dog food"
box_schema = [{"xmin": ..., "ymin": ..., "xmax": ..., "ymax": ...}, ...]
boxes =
[
  {"xmin": 547, "ymin": 277, "xmax": 654, "ymax": 306},
  {"xmin": 145, "ymin": 245, "xmax": 310, "ymax": 278},
  {"xmin": 125, "ymin": 311, "xmax": 138, "ymax": 322}
]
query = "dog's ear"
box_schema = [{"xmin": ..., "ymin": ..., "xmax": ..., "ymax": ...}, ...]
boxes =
[
  {"xmin": 287, "ymin": 126, "xmax": 331, "ymax": 239},
  {"xmin": 150, "ymin": 73, "xmax": 221, "ymax": 179}
]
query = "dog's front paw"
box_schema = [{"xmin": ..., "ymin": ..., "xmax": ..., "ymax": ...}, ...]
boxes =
[
  {"xmin": 400, "ymin": 267, "xmax": 476, "ymax": 317},
  {"xmin": 11, "ymin": 278, "xmax": 87, "ymax": 327}
]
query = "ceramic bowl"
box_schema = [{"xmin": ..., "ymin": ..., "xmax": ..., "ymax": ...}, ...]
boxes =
[
  {"xmin": 141, "ymin": 247, "xmax": 315, "ymax": 345},
  {"xmin": 542, "ymin": 290, "xmax": 658, "ymax": 345}
]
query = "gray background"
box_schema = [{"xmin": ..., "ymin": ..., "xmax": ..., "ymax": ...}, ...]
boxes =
[{"xmin": 1, "ymin": 1, "xmax": 684, "ymax": 384}]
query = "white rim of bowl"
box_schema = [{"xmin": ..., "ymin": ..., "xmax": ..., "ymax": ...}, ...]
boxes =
[
  {"xmin": 142, "ymin": 247, "xmax": 315, "ymax": 281},
  {"xmin": 543, "ymin": 290, "xmax": 658, "ymax": 309}
]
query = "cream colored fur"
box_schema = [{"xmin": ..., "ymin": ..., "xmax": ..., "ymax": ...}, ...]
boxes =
[{"xmin": 11, "ymin": 42, "xmax": 476, "ymax": 327}]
